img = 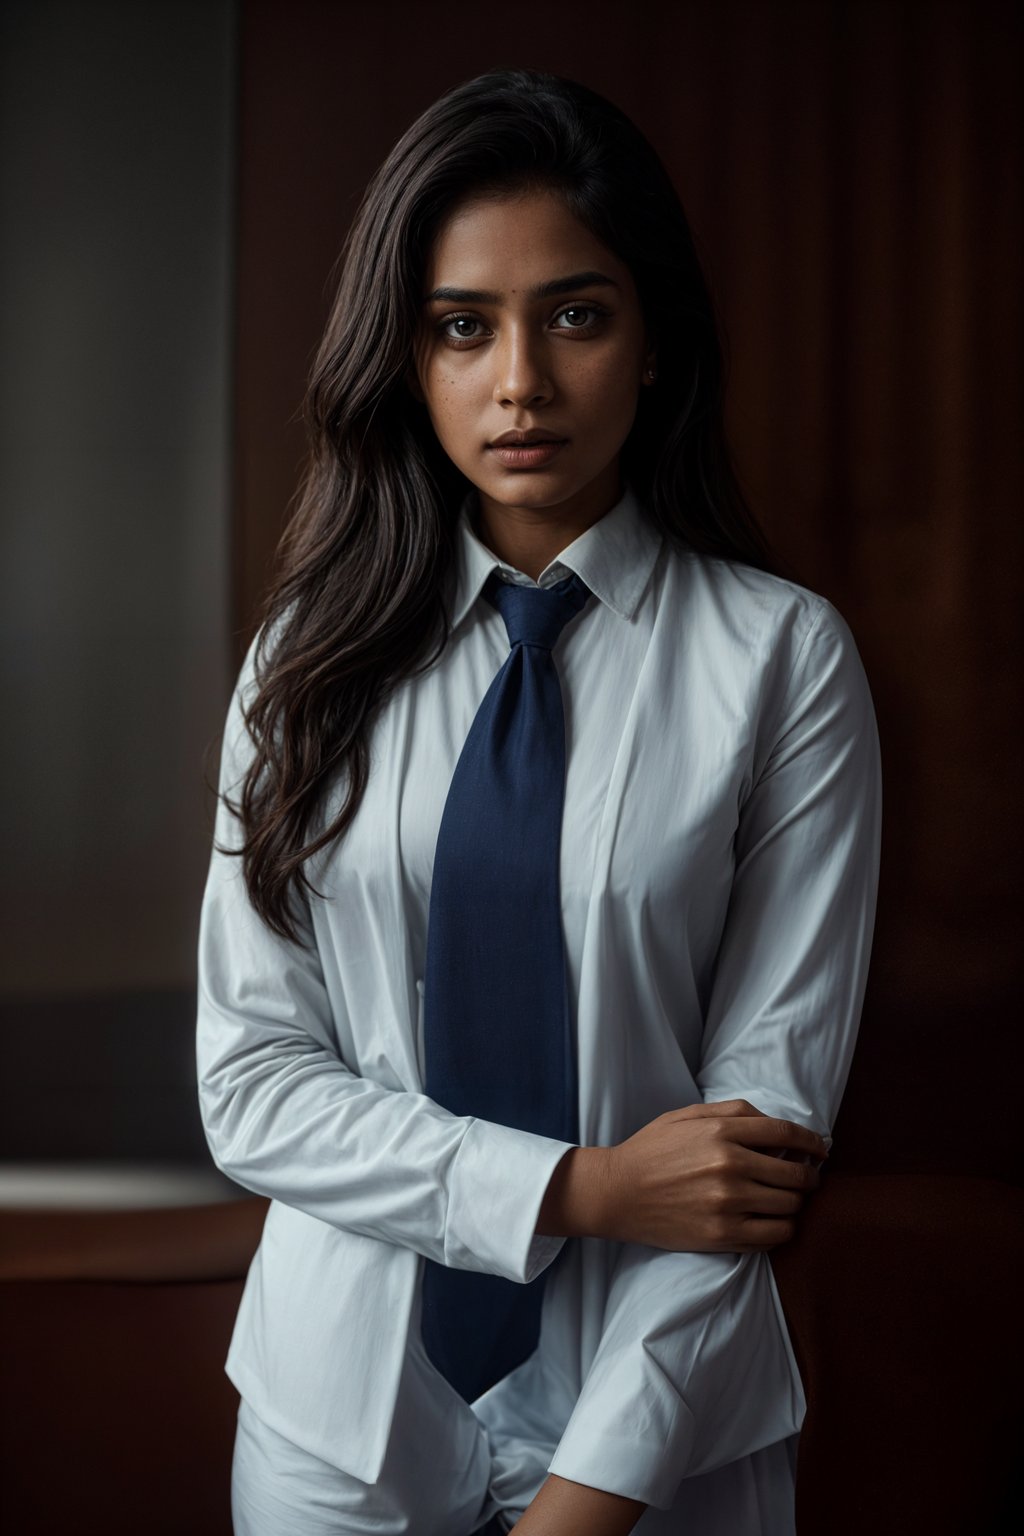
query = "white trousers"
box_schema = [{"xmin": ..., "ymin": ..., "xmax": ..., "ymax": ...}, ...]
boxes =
[
  {"xmin": 231, "ymin": 1279, "xmax": 798, "ymax": 1536},
  {"xmin": 232, "ymin": 1273, "xmax": 517, "ymax": 1536}
]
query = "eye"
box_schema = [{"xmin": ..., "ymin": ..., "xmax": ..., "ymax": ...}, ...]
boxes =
[
  {"xmin": 439, "ymin": 308, "xmax": 491, "ymax": 342},
  {"xmin": 435, "ymin": 302, "xmax": 609, "ymax": 347},
  {"xmin": 553, "ymin": 304, "xmax": 606, "ymax": 331},
  {"xmin": 440, "ymin": 314, "xmax": 486, "ymax": 342}
]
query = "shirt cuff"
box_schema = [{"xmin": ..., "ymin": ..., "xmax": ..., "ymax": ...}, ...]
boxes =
[
  {"xmin": 443, "ymin": 1118, "xmax": 574, "ymax": 1282},
  {"xmin": 547, "ymin": 1383, "xmax": 697, "ymax": 1507},
  {"xmin": 546, "ymin": 1250, "xmax": 805, "ymax": 1507}
]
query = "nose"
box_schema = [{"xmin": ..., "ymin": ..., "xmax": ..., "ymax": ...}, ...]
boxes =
[{"xmin": 492, "ymin": 325, "xmax": 553, "ymax": 408}]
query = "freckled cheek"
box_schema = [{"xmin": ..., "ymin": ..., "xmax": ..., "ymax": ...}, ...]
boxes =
[{"xmin": 424, "ymin": 374, "xmax": 480, "ymax": 451}]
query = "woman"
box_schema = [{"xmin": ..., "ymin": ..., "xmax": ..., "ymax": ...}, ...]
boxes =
[{"xmin": 197, "ymin": 67, "xmax": 881, "ymax": 1536}]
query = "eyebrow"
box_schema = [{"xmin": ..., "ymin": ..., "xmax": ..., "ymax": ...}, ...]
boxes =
[{"xmin": 421, "ymin": 270, "xmax": 620, "ymax": 305}]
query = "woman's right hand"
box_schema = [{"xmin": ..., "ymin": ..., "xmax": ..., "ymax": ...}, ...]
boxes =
[{"xmin": 537, "ymin": 1100, "xmax": 829, "ymax": 1253}]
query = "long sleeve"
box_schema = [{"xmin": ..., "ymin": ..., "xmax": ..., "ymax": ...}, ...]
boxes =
[
  {"xmin": 695, "ymin": 597, "xmax": 882, "ymax": 1130},
  {"xmin": 195, "ymin": 630, "xmax": 572, "ymax": 1285},
  {"xmin": 546, "ymin": 597, "xmax": 882, "ymax": 1506}
]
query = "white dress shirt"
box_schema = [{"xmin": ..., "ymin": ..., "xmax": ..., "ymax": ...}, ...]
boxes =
[{"xmin": 196, "ymin": 479, "xmax": 882, "ymax": 1518}]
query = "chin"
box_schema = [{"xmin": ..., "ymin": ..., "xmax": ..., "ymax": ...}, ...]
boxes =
[
  {"xmin": 488, "ymin": 482, "xmax": 578, "ymax": 511},
  {"xmin": 480, "ymin": 461, "xmax": 581, "ymax": 493}
]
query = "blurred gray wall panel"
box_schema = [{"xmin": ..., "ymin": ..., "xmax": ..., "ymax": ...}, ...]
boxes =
[{"xmin": 0, "ymin": 0, "xmax": 236, "ymax": 997}]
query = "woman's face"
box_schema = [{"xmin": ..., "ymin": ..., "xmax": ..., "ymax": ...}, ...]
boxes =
[{"xmin": 410, "ymin": 185, "xmax": 656, "ymax": 528}]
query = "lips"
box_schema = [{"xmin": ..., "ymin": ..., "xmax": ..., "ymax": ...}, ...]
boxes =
[
  {"xmin": 488, "ymin": 438, "xmax": 568, "ymax": 469},
  {"xmin": 488, "ymin": 430, "xmax": 567, "ymax": 447}
]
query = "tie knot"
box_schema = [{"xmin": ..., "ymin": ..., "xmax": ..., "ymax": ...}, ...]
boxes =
[{"xmin": 483, "ymin": 569, "xmax": 591, "ymax": 650}]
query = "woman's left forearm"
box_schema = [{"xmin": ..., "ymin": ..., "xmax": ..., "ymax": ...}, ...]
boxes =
[{"xmin": 511, "ymin": 1472, "xmax": 647, "ymax": 1536}]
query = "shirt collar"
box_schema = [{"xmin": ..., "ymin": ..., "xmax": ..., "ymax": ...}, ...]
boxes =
[{"xmin": 448, "ymin": 480, "xmax": 663, "ymax": 633}]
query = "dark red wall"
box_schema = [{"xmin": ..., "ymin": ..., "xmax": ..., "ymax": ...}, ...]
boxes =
[{"xmin": 232, "ymin": 0, "xmax": 1023, "ymax": 1182}]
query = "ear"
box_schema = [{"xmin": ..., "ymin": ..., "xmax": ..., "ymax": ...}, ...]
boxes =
[{"xmin": 642, "ymin": 334, "xmax": 658, "ymax": 386}]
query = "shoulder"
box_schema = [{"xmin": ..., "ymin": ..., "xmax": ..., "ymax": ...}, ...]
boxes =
[
  {"xmin": 233, "ymin": 600, "xmax": 300, "ymax": 704},
  {"xmin": 220, "ymin": 602, "xmax": 299, "ymax": 777},
  {"xmin": 660, "ymin": 547, "xmax": 876, "ymax": 755},
  {"xmin": 666, "ymin": 545, "xmax": 858, "ymax": 672}
]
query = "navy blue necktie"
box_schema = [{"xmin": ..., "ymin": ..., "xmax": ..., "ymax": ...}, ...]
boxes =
[{"xmin": 419, "ymin": 565, "xmax": 592, "ymax": 1403}]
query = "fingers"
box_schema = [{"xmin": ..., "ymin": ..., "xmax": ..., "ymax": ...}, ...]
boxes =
[
  {"xmin": 733, "ymin": 1145, "xmax": 823, "ymax": 1192},
  {"xmin": 670, "ymin": 1103, "xmax": 829, "ymax": 1163},
  {"xmin": 735, "ymin": 1215, "xmax": 799, "ymax": 1249},
  {"xmin": 671, "ymin": 1098, "xmax": 768, "ymax": 1121},
  {"xmin": 720, "ymin": 1113, "xmax": 829, "ymax": 1161},
  {"xmin": 728, "ymin": 1182, "xmax": 806, "ymax": 1217}
]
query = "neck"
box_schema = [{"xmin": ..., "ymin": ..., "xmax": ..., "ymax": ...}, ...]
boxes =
[{"xmin": 472, "ymin": 466, "xmax": 625, "ymax": 582}]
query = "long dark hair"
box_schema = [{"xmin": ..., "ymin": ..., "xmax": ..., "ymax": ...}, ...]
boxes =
[{"xmin": 220, "ymin": 66, "xmax": 780, "ymax": 946}]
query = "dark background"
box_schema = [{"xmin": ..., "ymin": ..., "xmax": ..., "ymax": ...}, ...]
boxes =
[{"xmin": 1, "ymin": 0, "xmax": 1021, "ymax": 1190}]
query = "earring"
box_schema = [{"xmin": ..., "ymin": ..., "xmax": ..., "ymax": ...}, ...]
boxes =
[{"xmin": 647, "ymin": 367, "xmax": 656, "ymax": 381}]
